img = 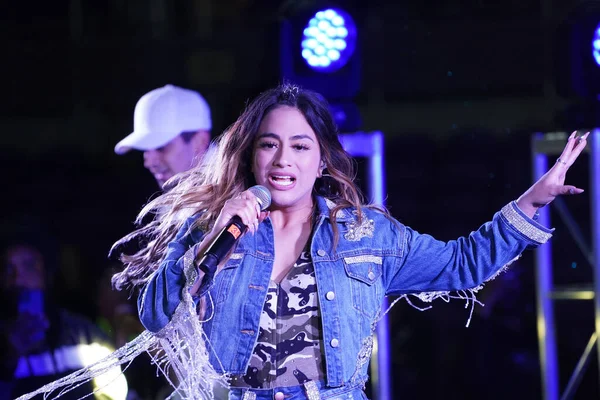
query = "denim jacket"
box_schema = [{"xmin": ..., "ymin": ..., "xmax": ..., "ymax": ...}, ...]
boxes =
[{"xmin": 138, "ymin": 196, "xmax": 552, "ymax": 389}]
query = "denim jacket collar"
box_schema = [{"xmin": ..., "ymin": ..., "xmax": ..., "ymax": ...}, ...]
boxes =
[{"xmin": 315, "ymin": 196, "xmax": 354, "ymax": 222}]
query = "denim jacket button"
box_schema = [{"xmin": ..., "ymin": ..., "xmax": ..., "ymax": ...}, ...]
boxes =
[
  {"xmin": 274, "ymin": 392, "xmax": 285, "ymax": 400},
  {"xmin": 368, "ymin": 271, "xmax": 376, "ymax": 280},
  {"xmin": 326, "ymin": 291, "xmax": 335, "ymax": 300},
  {"xmin": 317, "ymin": 249, "xmax": 326, "ymax": 257},
  {"xmin": 330, "ymin": 338, "xmax": 339, "ymax": 347}
]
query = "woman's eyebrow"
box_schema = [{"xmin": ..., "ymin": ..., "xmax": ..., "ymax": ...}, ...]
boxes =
[{"xmin": 257, "ymin": 133, "xmax": 314, "ymax": 142}]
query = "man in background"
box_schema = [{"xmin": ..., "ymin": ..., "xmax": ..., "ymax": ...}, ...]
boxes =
[
  {"xmin": 112, "ymin": 84, "xmax": 214, "ymax": 398},
  {"xmin": 115, "ymin": 84, "xmax": 212, "ymax": 188}
]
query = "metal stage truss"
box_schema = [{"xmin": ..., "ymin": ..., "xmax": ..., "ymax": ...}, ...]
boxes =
[
  {"xmin": 338, "ymin": 131, "xmax": 390, "ymax": 400},
  {"xmin": 532, "ymin": 130, "xmax": 600, "ymax": 400}
]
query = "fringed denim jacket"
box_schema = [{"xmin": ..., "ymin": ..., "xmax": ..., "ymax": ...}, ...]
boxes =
[{"xmin": 138, "ymin": 196, "xmax": 552, "ymax": 391}]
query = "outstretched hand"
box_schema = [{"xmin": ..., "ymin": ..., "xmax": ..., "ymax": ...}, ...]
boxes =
[{"xmin": 516, "ymin": 131, "xmax": 589, "ymax": 217}]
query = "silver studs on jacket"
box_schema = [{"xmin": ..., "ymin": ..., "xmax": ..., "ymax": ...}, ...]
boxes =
[{"xmin": 344, "ymin": 212, "xmax": 375, "ymax": 241}]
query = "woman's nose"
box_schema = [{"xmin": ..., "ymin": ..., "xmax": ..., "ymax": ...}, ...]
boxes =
[{"xmin": 273, "ymin": 147, "xmax": 292, "ymax": 167}]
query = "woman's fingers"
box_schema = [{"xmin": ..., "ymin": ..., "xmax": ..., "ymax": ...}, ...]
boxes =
[
  {"xmin": 565, "ymin": 132, "xmax": 589, "ymax": 165},
  {"xmin": 242, "ymin": 190, "xmax": 262, "ymax": 233},
  {"xmin": 227, "ymin": 190, "xmax": 264, "ymax": 234},
  {"xmin": 556, "ymin": 131, "xmax": 589, "ymax": 169},
  {"xmin": 240, "ymin": 200, "xmax": 259, "ymax": 232},
  {"xmin": 518, "ymin": 130, "xmax": 588, "ymax": 212},
  {"xmin": 561, "ymin": 185, "xmax": 585, "ymax": 195},
  {"xmin": 259, "ymin": 210, "xmax": 270, "ymax": 224},
  {"xmin": 220, "ymin": 188, "xmax": 272, "ymax": 235},
  {"xmin": 556, "ymin": 131, "xmax": 577, "ymax": 162},
  {"xmin": 549, "ymin": 184, "xmax": 584, "ymax": 197}
]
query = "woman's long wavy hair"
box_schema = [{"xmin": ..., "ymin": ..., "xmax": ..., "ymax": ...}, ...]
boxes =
[{"xmin": 111, "ymin": 83, "xmax": 376, "ymax": 291}]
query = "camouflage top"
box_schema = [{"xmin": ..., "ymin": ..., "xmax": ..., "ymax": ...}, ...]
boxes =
[{"xmin": 229, "ymin": 248, "xmax": 325, "ymax": 389}]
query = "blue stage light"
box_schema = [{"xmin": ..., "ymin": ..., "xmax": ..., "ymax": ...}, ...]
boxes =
[
  {"xmin": 554, "ymin": 5, "xmax": 600, "ymax": 99},
  {"xmin": 280, "ymin": 3, "xmax": 361, "ymax": 123},
  {"xmin": 593, "ymin": 23, "xmax": 600, "ymax": 66},
  {"xmin": 300, "ymin": 8, "xmax": 356, "ymax": 73}
]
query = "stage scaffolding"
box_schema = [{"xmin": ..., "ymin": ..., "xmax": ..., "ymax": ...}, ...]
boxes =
[
  {"xmin": 339, "ymin": 131, "xmax": 390, "ymax": 400},
  {"xmin": 532, "ymin": 130, "xmax": 600, "ymax": 400}
]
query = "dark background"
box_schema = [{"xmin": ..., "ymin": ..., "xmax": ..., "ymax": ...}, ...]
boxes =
[{"xmin": 1, "ymin": 0, "xmax": 598, "ymax": 399}]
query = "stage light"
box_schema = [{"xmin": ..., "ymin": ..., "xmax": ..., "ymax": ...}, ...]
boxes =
[
  {"xmin": 555, "ymin": 3, "xmax": 600, "ymax": 99},
  {"xmin": 280, "ymin": 3, "xmax": 361, "ymax": 130},
  {"xmin": 300, "ymin": 8, "xmax": 356, "ymax": 73},
  {"xmin": 593, "ymin": 23, "xmax": 600, "ymax": 66}
]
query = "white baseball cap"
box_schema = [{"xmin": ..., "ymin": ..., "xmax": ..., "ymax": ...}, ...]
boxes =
[{"xmin": 114, "ymin": 84, "xmax": 212, "ymax": 154}]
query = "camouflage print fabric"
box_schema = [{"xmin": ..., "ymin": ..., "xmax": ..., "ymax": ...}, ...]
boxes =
[{"xmin": 230, "ymin": 249, "xmax": 325, "ymax": 389}]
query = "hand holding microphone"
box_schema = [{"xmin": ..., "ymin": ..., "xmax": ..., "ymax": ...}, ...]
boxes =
[
  {"xmin": 195, "ymin": 185, "xmax": 271, "ymax": 275},
  {"xmin": 211, "ymin": 185, "xmax": 271, "ymax": 235}
]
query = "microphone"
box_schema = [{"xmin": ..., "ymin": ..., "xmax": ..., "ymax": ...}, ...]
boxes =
[{"xmin": 196, "ymin": 185, "xmax": 271, "ymax": 274}]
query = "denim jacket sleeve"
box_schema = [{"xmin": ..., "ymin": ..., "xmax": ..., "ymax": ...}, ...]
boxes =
[
  {"xmin": 137, "ymin": 214, "xmax": 207, "ymax": 333},
  {"xmin": 386, "ymin": 201, "xmax": 553, "ymax": 295}
]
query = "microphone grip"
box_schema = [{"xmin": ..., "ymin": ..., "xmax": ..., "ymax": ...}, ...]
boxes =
[{"xmin": 197, "ymin": 215, "xmax": 247, "ymax": 273}]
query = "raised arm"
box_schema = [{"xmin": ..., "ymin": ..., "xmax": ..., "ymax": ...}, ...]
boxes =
[
  {"xmin": 387, "ymin": 202, "xmax": 552, "ymax": 295},
  {"xmin": 386, "ymin": 131, "xmax": 588, "ymax": 296}
]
